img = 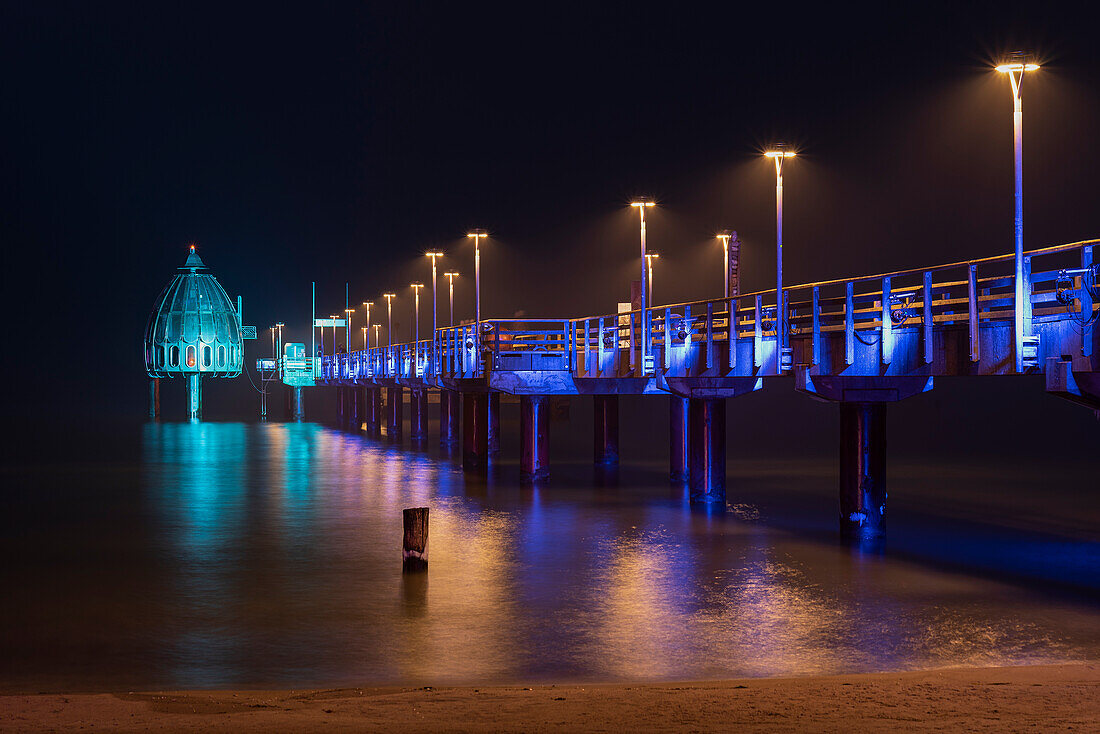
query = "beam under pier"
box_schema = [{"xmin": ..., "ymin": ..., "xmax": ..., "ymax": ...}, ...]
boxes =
[
  {"xmin": 688, "ymin": 397, "xmax": 726, "ymax": 505},
  {"xmin": 593, "ymin": 395, "xmax": 619, "ymax": 465},
  {"xmin": 838, "ymin": 401, "xmax": 887, "ymax": 542},
  {"xmin": 520, "ymin": 395, "xmax": 550, "ymax": 482}
]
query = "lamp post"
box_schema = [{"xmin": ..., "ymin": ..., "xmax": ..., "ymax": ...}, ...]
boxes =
[
  {"xmin": 996, "ymin": 54, "xmax": 1040, "ymax": 372},
  {"xmin": 329, "ymin": 315, "xmax": 338, "ymax": 359},
  {"xmin": 344, "ymin": 308, "xmax": 354, "ymax": 353},
  {"xmin": 444, "ymin": 272, "xmax": 459, "ymax": 326},
  {"xmin": 270, "ymin": 326, "xmax": 276, "ymax": 358},
  {"xmin": 362, "ymin": 301, "xmax": 373, "ymax": 349},
  {"xmin": 717, "ymin": 231, "xmax": 732, "ymax": 298},
  {"xmin": 630, "ymin": 199, "xmax": 656, "ymax": 371},
  {"xmin": 466, "ymin": 230, "xmax": 488, "ymax": 351},
  {"xmin": 410, "ymin": 283, "xmax": 424, "ymax": 345},
  {"xmin": 275, "ymin": 322, "xmax": 284, "ymax": 377},
  {"xmin": 361, "ymin": 326, "xmax": 368, "ymax": 350},
  {"xmin": 383, "ymin": 293, "xmax": 396, "ymax": 348},
  {"xmin": 645, "ymin": 252, "xmax": 660, "ymax": 306},
  {"xmin": 372, "ymin": 324, "xmax": 381, "ymax": 350},
  {"xmin": 764, "ymin": 147, "xmax": 796, "ymax": 373},
  {"xmin": 426, "ymin": 251, "xmax": 443, "ymax": 371}
]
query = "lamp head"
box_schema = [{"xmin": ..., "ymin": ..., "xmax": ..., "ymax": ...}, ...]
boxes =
[
  {"xmin": 764, "ymin": 150, "xmax": 797, "ymax": 159},
  {"xmin": 467, "ymin": 229, "xmax": 487, "ymax": 238},
  {"xmin": 717, "ymin": 230, "xmax": 732, "ymax": 242},
  {"xmin": 630, "ymin": 197, "xmax": 656, "ymax": 208},
  {"xmin": 363, "ymin": 301, "xmax": 373, "ymax": 307},
  {"xmin": 426, "ymin": 251, "xmax": 445, "ymax": 257},
  {"xmin": 383, "ymin": 292, "xmax": 396, "ymax": 299},
  {"xmin": 445, "ymin": 271, "xmax": 460, "ymax": 277},
  {"xmin": 995, "ymin": 62, "xmax": 1040, "ymax": 72}
]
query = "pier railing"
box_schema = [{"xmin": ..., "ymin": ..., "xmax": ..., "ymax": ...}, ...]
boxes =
[{"xmin": 318, "ymin": 239, "xmax": 1096, "ymax": 383}]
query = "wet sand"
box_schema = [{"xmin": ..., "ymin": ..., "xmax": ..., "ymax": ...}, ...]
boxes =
[{"xmin": 1, "ymin": 663, "xmax": 1096, "ymax": 732}]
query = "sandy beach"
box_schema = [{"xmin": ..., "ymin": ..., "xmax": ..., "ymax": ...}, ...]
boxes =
[{"xmin": 2, "ymin": 663, "xmax": 1097, "ymax": 732}]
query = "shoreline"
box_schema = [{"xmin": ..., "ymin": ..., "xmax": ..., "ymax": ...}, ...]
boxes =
[{"xmin": 2, "ymin": 663, "xmax": 1097, "ymax": 732}]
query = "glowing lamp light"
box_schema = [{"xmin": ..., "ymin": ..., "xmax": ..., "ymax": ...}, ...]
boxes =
[
  {"xmin": 995, "ymin": 63, "xmax": 1040, "ymax": 72},
  {"xmin": 764, "ymin": 150, "xmax": 797, "ymax": 159},
  {"xmin": 630, "ymin": 200, "xmax": 656, "ymax": 207}
]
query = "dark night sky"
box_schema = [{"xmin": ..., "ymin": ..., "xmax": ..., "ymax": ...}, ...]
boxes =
[{"xmin": 2, "ymin": 2, "xmax": 1099, "ymax": 440}]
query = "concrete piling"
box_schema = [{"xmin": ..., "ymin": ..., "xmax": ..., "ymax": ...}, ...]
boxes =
[
  {"xmin": 669, "ymin": 395, "xmax": 689, "ymax": 482},
  {"xmin": 410, "ymin": 388, "xmax": 428, "ymax": 440},
  {"xmin": 688, "ymin": 397, "xmax": 726, "ymax": 505},
  {"xmin": 593, "ymin": 395, "xmax": 619, "ymax": 466},
  {"xmin": 440, "ymin": 390, "xmax": 459, "ymax": 446},
  {"xmin": 387, "ymin": 386, "xmax": 404, "ymax": 439},
  {"xmin": 520, "ymin": 395, "xmax": 550, "ymax": 482},
  {"xmin": 462, "ymin": 392, "xmax": 489, "ymax": 470},
  {"xmin": 839, "ymin": 402, "xmax": 887, "ymax": 541}
]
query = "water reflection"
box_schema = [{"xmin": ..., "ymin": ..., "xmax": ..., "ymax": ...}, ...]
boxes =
[{"xmin": 0, "ymin": 420, "xmax": 1096, "ymax": 693}]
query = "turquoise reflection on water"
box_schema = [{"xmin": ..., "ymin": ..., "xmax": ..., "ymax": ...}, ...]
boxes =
[{"xmin": 1, "ymin": 420, "xmax": 1096, "ymax": 693}]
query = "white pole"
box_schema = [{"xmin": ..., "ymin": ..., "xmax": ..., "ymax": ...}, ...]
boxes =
[{"xmin": 1012, "ymin": 71, "xmax": 1026, "ymax": 372}]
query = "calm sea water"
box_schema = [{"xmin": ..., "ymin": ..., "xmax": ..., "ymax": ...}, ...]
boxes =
[{"xmin": 2, "ymin": 405, "xmax": 1098, "ymax": 693}]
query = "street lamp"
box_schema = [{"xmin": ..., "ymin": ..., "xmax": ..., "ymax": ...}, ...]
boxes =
[
  {"xmin": 630, "ymin": 199, "xmax": 656, "ymax": 371},
  {"xmin": 362, "ymin": 301, "xmax": 373, "ymax": 349},
  {"xmin": 444, "ymin": 272, "xmax": 460, "ymax": 327},
  {"xmin": 996, "ymin": 54, "xmax": 1040, "ymax": 372},
  {"xmin": 329, "ymin": 315, "xmax": 338, "ymax": 358},
  {"xmin": 466, "ymin": 230, "xmax": 488, "ymax": 349},
  {"xmin": 361, "ymin": 326, "xmax": 368, "ymax": 350},
  {"xmin": 344, "ymin": 308, "xmax": 354, "ymax": 353},
  {"xmin": 717, "ymin": 230, "xmax": 732, "ymax": 298},
  {"xmin": 645, "ymin": 252, "xmax": 660, "ymax": 306},
  {"xmin": 383, "ymin": 293, "xmax": 396, "ymax": 348},
  {"xmin": 410, "ymin": 283, "xmax": 424, "ymax": 345},
  {"xmin": 426, "ymin": 251, "xmax": 444, "ymax": 370},
  {"xmin": 270, "ymin": 326, "xmax": 276, "ymax": 358},
  {"xmin": 275, "ymin": 322, "xmax": 284, "ymax": 376},
  {"xmin": 764, "ymin": 147, "xmax": 796, "ymax": 373}
]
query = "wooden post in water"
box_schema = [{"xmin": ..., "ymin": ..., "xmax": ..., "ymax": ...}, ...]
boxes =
[{"xmin": 402, "ymin": 507, "xmax": 429, "ymax": 572}]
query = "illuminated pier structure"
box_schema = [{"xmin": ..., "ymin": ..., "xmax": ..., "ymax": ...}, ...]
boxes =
[
  {"xmin": 283, "ymin": 239, "xmax": 1097, "ymax": 542},
  {"xmin": 144, "ymin": 247, "xmax": 252, "ymax": 421}
]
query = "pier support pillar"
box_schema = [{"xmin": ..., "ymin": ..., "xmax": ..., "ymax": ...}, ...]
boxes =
[
  {"xmin": 409, "ymin": 388, "xmax": 428, "ymax": 440},
  {"xmin": 520, "ymin": 395, "xmax": 550, "ymax": 482},
  {"xmin": 593, "ymin": 395, "xmax": 619, "ymax": 465},
  {"xmin": 290, "ymin": 386, "xmax": 305, "ymax": 422},
  {"xmin": 839, "ymin": 402, "xmax": 887, "ymax": 541},
  {"xmin": 336, "ymin": 387, "xmax": 347, "ymax": 427},
  {"xmin": 488, "ymin": 392, "xmax": 501, "ymax": 456},
  {"xmin": 669, "ymin": 395, "xmax": 689, "ymax": 482},
  {"xmin": 387, "ymin": 386, "xmax": 404, "ymax": 439},
  {"xmin": 148, "ymin": 378, "xmax": 160, "ymax": 421},
  {"xmin": 186, "ymin": 373, "xmax": 202, "ymax": 422},
  {"xmin": 463, "ymin": 392, "xmax": 489, "ymax": 470},
  {"xmin": 367, "ymin": 387, "xmax": 383, "ymax": 435},
  {"xmin": 351, "ymin": 387, "xmax": 365, "ymax": 432},
  {"xmin": 440, "ymin": 389, "xmax": 459, "ymax": 446},
  {"xmin": 688, "ymin": 398, "xmax": 726, "ymax": 504}
]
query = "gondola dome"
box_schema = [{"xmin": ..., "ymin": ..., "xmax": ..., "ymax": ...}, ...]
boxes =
[{"xmin": 144, "ymin": 246, "xmax": 243, "ymax": 378}]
